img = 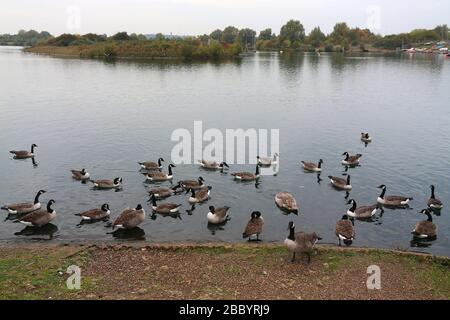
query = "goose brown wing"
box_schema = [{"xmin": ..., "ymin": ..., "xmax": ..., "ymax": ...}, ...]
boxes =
[{"xmin": 335, "ymin": 220, "xmax": 355, "ymax": 239}]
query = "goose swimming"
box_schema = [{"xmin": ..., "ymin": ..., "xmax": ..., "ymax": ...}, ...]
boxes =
[
  {"xmin": 10, "ymin": 144, "xmax": 37, "ymax": 159},
  {"xmin": 231, "ymin": 164, "xmax": 261, "ymax": 181},
  {"xmin": 207, "ymin": 206, "xmax": 230, "ymax": 224},
  {"xmin": 138, "ymin": 158, "xmax": 164, "ymax": 170},
  {"xmin": 70, "ymin": 169, "xmax": 90, "ymax": 181},
  {"xmin": 18, "ymin": 199, "xmax": 56, "ymax": 228},
  {"xmin": 341, "ymin": 152, "xmax": 362, "ymax": 166},
  {"xmin": 301, "ymin": 159, "xmax": 323, "ymax": 172},
  {"xmin": 1, "ymin": 190, "xmax": 46, "ymax": 215},
  {"xmin": 145, "ymin": 164, "xmax": 175, "ymax": 182},
  {"xmin": 377, "ymin": 185, "xmax": 412, "ymax": 207}
]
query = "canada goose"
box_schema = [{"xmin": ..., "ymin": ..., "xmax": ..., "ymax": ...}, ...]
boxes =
[
  {"xmin": 231, "ymin": 164, "xmax": 261, "ymax": 181},
  {"xmin": 207, "ymin": 206, "xmax": 230, "ymax": 224},
  {"xmin": 275, "ymin": 192, "xmax": 299, "ymax": 214},
  {"xmin": 90, "ymin": 177, "xmax": 122, "ymax": 189},
  {"xmin": 1, "ymin": 190, "xmax": 46, "ymax": 215},
  {"xmin": 188, "ymin": 186, "xmax": 211, "ymax": 204},
  {"xmin": 145, "ymin": 164, "xmax": 175, "ymax": 182},
  {"xmin": 377, "ymin": 185, "xmax": 412, "ymax": 207},
  {"xmin": 284, "ymin": 221, "xmax": 322, "ymax": 263},
  {"xmin": 148, "ymin": 183, "xmax": 182, "ymax": 199},
  {"xmin": 75, "ymin": 204, "xmax": 110, "ymax": 221},
  {"xmin": 328, "ymin": 175, "xmax": 352, "ymax": 190},
  {"xmin": 149, "ymin": 194, "xmax": 181, "ymax": 214},
  {"xmin": 412, "ymin": 209, "xmax": 437, "ymax": 239},
  {"xmin": 428, "ymin": 185, "xmax": 443, "ymax": 210},
  {"xmin": 257, "ymin": 153, "xmax": 278, "ymax": 166},
  {"xmin": 335, "ymin": 215, "xmax": 355, "ymax": 246},
  {"xmin": 346, "ymin": 199, "xmax": 380, "ymax": 219},
  {"xmin": 10, "ymin": 144, "xmax": 37, "ymax": 159},
  {"xmin": 112, "ymin": 204, "xmax": 145, "ymax": 230},
  {"xmin": 361, "ymin": 132, "xmax": 372, "ymax": 143},
  {"xmin": 341, "ymin": 152, "xmax": 362, "ymax": 166},
  {"xmin": 70, "ymin": 168, "xmax": 90, "ymax": 181},
  {"xmin": 301, "ymin": 159, "xmax": 323, "ymax": 172},
  {"xmin": 179, "ymin": 177, "xmax": 205, "ymax": 190},
  {"xmin": 138, "ymin": 157, "xmax": 164, "ymax": 170},
  {"xmin": 198, "ymin": 160, "xmax": 229, "ymax": 170},
  {"xmin": 18, "ymin": 199, "xmax": 56, "ymax": 228},
  {"xmin": 242, "ymin": 211, "xmax": 264, "ymax": 241}
]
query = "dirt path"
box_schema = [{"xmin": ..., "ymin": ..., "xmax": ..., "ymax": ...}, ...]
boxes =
[{"xmin": 0, "ymin": 243, "xmax": 449, "ymax": 299}]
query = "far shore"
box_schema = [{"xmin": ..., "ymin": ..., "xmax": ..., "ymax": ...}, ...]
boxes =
[{"xmin": 1, "ymin": 242, "xmax": 449, "ymax": 300}]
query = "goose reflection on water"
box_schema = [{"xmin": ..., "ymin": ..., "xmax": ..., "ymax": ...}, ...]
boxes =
[
  {"xmin": 14, "ymin": 223, "xmax": 58, "ymax": 240},
  {"xmin": 110, "ymin": 227, "xmax": 146, "ymax": 240}
]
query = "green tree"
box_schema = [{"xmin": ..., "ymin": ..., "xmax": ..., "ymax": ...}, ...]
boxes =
[
  {"xmin": 237, "ymin": 28, "xmax": 256, "ymax": 47},
  {"xmin": 330, "ymin": 22, "xmax": 350, "ymax": 45},
  {"xmin": 221, "ymin": 26, "xmax": 239, "ymax": 44},
  {"xmin": 112, "ymin": 32, "xmax": 130, "ymax": 41},
  {"xmin": 258, "ymin": 28, "xmax": 273, "ymax": 40},
  {"xmin": 210, "ymin": 29, "xmax": 222, "ymax": 41},
  {"xmin": 434, "ymin": 24, "xmax": 449, "ymax": 41},
  {"xmin": 279, "ymin": 19, "xmax": 305, "ymax": 43},
  {"xmin": 307, "ymin": 26, "xmax": 325, "ymax": 47}
]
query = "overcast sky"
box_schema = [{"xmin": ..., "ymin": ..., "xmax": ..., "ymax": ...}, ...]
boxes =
[{"xmin": 1, "ymin": 0, "xmax": 449, "ymax": 36}]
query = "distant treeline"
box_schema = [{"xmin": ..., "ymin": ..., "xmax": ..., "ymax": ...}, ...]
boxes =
[
  {"xmin": 7, "ymin": 21, "xmax": 450, "ymax": 59},
  {"xmin": 0, "ymin": 30, "xmax": 52, "ymax": 46}
]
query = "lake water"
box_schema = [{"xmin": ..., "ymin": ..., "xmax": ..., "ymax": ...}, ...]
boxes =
[{"xmin": 1, "ymin": 46, "xmax": 449, "ymax": 255}]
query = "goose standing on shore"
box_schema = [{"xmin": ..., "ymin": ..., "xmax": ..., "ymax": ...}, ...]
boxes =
[
  {"xmin": 17, "ymin": 199, "xmax": 56, "ymax": 228},
  {"xmin": 257, "ymin": 153, "xmax": 278, "ymax": 166},
  {"xmin": 138, "ymin": 158, "xmax": 164, "ymax": 170},
  {"xmin": 198, "ymin": 160, "xmax": 229, "ymax": 170},
  {"xmin": 70, "ymin": 169, "xmax": 90, "ymax": 181},
  {"xmin": 329, "ymin": 175, "xmax": 352, "ymax": 190},
  {"xmin": 301, "ymin": 159, "xmax": 323, "ymax": 172},
  {"xmin": 188, "ymin": 186, "xmax": 211, "ymax": 204},
  {"xmin": 412, "ymin": 209, "xmax": 437, "ymax": 240},
  {"xmin": 275, "ymin": 192, "xmax": 299, "ymax": 214},
  {"xmin": 90, "ymin": 177, "xmax": 122, "ymax": 189},
  {"xmin": 75, "ymin": 204, "xmax": 110, "ymax": 221},
  {"xmin": 376, "ymin": 185, "xmax": 413, "ymax": 207},
  {"xmin": 112, "ymin": 204, "xmax": 145, "ymax": 230},
  {"xmin": 242, "ymin": 211, "xmax": 264, "ymax": 241},
  {"xmin": 335, "ymin": 215, "xmax": 355, "ymax": 246},
  {"xmin": 346, "ymin": 199, "xmax": 381, "ymax": 219},
  {"xmin": 207, "ymin": 206, "xmax": 230, "ymax": 224},
  {"xmin": 284, "ymin": 221, "xmax": 322, "ymax": 263},
  {"xmin": 231, "ymin": 164, "xmax": 261, "ymax": 181},
  {"xmin": 149, "ymin": 194, "xmax": 182, "ymax": 214},
  {"xmin": 2, "ymin": 190, "xmax": 46, "ymax": 215},
  {"xmin": 341, "ymin": 152, "xmax": 362, "ymax": 166},
  {"xmin": 428, "ymin": 185, "xmax": 443, "ymax": 210},
  {"xmin": 10, "ymin": 144, "xmax": 37, "ymax": 159},
  {"xmin": 145, "ymin": 164, "xmax": 175, "ymax": 182}
]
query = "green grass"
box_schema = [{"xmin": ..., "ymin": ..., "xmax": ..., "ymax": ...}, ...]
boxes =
[{"xmin": 0, "ymin": 247, "xmax": 94, "ymax": 299}]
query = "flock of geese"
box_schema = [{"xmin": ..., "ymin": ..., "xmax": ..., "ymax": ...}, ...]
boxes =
[{"xmin": 2, "ymin": 132, "xmax": 445, "ymax": 263}]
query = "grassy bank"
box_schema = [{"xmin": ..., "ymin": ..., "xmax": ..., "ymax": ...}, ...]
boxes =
[
  {"xmin": 24, "ymin": 39, "xmax": 242, "ymax": 60},
  {"xmin": 1, "ymin": 243, "xmax": 449, "ymax": 300}
]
